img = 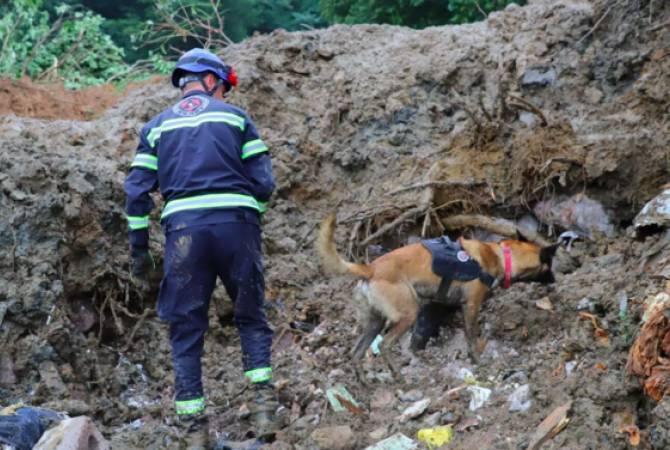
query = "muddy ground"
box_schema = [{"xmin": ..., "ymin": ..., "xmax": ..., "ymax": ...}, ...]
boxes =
[{"xmin": 1, "ymin": 0, "xmax": 670, "ymax": 448}]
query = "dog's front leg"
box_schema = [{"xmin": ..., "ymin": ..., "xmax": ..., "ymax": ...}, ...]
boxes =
[{"xmin": 462, "ymin": 282, "xmax": 488, "ymax": 363}]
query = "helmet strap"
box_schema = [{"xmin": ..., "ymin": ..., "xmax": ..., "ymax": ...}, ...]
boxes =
[{"xmin": 205, "ymin": 78, "xmax": 224, "ymax": 97}]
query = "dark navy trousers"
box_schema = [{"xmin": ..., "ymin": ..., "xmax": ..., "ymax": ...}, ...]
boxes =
[{"xmin": 158, "ymin": 219, "xmax": 273, "ymax": 406}]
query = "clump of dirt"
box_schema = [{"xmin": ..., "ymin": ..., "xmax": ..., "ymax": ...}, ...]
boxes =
[{"xmin": 1, "ymin": 0, "xmax": 669, "ymax": 448}]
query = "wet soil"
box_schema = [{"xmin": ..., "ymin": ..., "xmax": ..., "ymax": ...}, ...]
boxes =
[{"xmin": 1, "ymin": 0, "xmax": 669, "ymax": 448}]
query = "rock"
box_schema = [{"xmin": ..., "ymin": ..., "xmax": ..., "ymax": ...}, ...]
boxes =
[
  {"xmin": 468, "ymin": 387, "xmax": 492, "ymax": 411},
  {"xmin": 397, "ymin": 398, "xmax": 431, "ymax": 423},
  {"xmin": 38, "ymin": 361, "xmax": 67, "ymax": 397},
  {"xmin": 584, "ymin": 87, "xmax": 604, "ymax": 104},
  {"xmin": 310, "ymin": 425, "xmax": 355, "ymax": 450},
  {"xmin": 43, "ymin": 400, "xmax": 92, "ymax": 416},
  {"xmin": 422, "ymin": 411, "xmax": 442, "ymax": 427},
  {"xmin": 634, "ymin": 188, "xmax": 670, "ymax": 234},
  {"xmin": 508, "ymin": 384, "xmax": 532, "ymax": 412},
  {"xmin": 398, "ymin": 389, "xmax": 423, "ymax": 402},
  {"xmin": 33, "ymin": 416, "xmax": 110, "ymax": 450},
  {"xmin": 520, "ymin": 67, "xmax": 557, "ymax": 87},
  {"xmin": 371, "ymin": 388, "xmax": 396, "ymax": 410},
  {"xmin": 575, "ymin": 297, "xmax": 596, "ymax": 312},
  {"xmin": 0, "ymin": 353, "xmax": 17, "ymax": 386},
  {"xmin": 369, "ymin": 426, "xmax": 388, "ymax": 441}
]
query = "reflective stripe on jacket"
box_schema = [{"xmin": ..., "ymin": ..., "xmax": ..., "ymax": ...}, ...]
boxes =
[{"xmin": 124, "ymin": 90, "xmax": 275, "ymax": 248}]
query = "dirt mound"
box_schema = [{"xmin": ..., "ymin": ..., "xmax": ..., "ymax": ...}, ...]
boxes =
[
  {"xmin": 1, "ymin": 0, "xmax": 669, "ymax": 448},
  {"xmin": 0, "ymin": 77, "xmax": 162, "ymax": 120}
]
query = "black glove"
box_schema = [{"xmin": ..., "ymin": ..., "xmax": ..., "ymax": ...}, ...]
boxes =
[{"xmin": 130, "ymin": 247, "xmax": 155, "ymax": 280}]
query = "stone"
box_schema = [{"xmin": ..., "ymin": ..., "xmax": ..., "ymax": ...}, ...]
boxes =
[
  {"xmin": 33, "ymin": 416, "xmax": 110, "ymax": 450},
  {"xmin": 371, "ymin": 388, "xmax": 396, "ymax": 410},
  {"xmin": 369, "ymin": 427, "xmax": 388, "ymax": 441},
  {"xmin": 520, "ymin": 67, "xmax": 557, "ymax": 87},
  {"xmin": 398, "ymin": 389, "xmax": 423, "ymax": 402},
  {"xmin": 508, "ymin": 384, "xmax": 532, "ymax": 412},
  {"xmin": 0, "ymin": 354, "xmax": 17, "ymax": 386},
  {"xmin": 310, "ymin": 425, "xmax": 355, "ymax": 450},
  {"xmin": 38, "ymin": 361, "xmax": 67, "ymax": 397},
  {"xmin": 397, "ymin": 398, "xmax": 431, "ymax": 423}
]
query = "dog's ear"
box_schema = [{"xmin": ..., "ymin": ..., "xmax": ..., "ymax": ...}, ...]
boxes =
[
  {"xmin": 515, "ymin": 229, "xmax": 529, "ymax": 242},
  {"xmin": 540, "ymin": 243, "xmax": 560, "ymax": 264}
]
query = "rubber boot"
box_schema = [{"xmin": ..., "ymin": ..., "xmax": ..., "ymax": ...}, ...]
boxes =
[
  {"xmin": 176, "ymin": 413, "xmax": 209, "ymax": 450},
  {"xmin": 247, "ymin": 383, "xmax": 279, "ymax": 439}
]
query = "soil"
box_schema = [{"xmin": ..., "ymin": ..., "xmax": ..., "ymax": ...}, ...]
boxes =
[{"xmin": 1, "ymin": 0, "xmax": 669, "ymax": 448}]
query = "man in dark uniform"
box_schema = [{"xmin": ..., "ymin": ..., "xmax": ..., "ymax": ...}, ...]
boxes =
[{"xmin": 124, "ymin": 48, "xmax": 277, "ymax": 448}]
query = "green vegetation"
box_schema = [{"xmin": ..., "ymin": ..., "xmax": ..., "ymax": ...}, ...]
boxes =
[{"xmin": 0, "ymin": 0, "xmax": 524, "ymax": 89}]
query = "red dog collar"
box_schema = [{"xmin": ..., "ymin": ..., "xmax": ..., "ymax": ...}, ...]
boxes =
[{"xmin": 502, "ymin": 245, "xmax": 512, "ymax": 289}]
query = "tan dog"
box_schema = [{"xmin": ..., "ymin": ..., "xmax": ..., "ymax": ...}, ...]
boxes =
[{"xmin": 317, "ymin": 213, "xmax": 559, "ymax": 372}]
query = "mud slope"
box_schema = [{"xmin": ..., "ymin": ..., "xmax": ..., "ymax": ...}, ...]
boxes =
[{"xmin": 0, "ymin": 0, "xmax": 669, "ymax": 448}]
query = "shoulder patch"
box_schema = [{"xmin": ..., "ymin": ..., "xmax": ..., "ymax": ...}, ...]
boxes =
[{"xmin": 172, "ymin": 95, "xmax": 209, "ymax": 116}]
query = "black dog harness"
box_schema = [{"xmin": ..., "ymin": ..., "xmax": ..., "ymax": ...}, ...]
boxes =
[{"xmin": 421, "ymin": 236, "xmax": 498, "ymax": 297}]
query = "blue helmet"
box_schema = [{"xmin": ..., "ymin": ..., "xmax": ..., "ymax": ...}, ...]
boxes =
[{"xmin": 171, "ymin": 48, "xmax": 238, "ymax": 90}]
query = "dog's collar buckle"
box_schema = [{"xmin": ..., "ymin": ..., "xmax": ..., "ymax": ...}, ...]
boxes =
[{"xmin": 502, "ymin": 245, "xmax": 512, "ymax": 289}]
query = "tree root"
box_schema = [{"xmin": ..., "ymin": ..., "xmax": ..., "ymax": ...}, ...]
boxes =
[{"xmin": 441, "ymin": 214, "xmax": 551, "ymax": 246}]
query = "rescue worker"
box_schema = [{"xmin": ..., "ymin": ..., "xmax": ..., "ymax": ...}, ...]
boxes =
[{"xmin": 124, "ymin": 48, "xmax": 278, "ymax": 448}]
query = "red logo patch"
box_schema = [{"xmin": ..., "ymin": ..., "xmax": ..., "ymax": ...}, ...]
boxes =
[{"xmin": 172, "ymin": 95, "xmax": 209, "ymax": 116}]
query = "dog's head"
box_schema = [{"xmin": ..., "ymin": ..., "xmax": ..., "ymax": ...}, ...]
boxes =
[{"xmin": 500, "ymin": 231, "xmax": 559, "ymax": 284}]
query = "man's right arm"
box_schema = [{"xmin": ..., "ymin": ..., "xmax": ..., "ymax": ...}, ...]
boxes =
[{"xmin": 124, "ymin": 126, "xmax": 159, "ymax": 250}]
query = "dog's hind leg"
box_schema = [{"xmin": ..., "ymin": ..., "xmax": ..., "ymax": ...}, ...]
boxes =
[{"xmin": 371, "ymin": 281, "xmax": 419, "ymax": 381}]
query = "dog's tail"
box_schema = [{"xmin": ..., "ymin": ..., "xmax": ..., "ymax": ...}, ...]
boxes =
[{"xmin": 317, "ymin": 213, "xmax": 374, "ymax": 279}]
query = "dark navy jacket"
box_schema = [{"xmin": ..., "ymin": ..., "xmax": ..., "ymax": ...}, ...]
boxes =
[{"xmin": 124, "ymin": 90, "xmax": 275, "ymax": 249}]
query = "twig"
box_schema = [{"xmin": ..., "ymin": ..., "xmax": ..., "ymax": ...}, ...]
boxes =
[
  {"xmin": 649, "ymin": 19, "xmax": 670, "ymax": 32},
  {"xmin": 389, "ymin": 180, "xmax": 478, "ymax": 196},
  {"xmin": 421, "ymin": 210, "xmax": 431, "ymax": 237},
  {"xmin": 122, "ymin": 308, "xmax": 152, "ymax": 352},
  {"xmin": 347, "ymin": 220, "xmax": 363, "ymax": 258},
  {"xmin": 507, "ymin": 94, "xmax": 548, "ymax": 126},
  {"xmin": 359, "ymin": 206, "xmax": 425, "ymax": 247},
  {"xmin": 577, "ymin": 2, "xmax": 617, "ymax": 44}
]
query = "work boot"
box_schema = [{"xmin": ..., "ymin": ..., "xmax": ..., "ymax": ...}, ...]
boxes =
[
  {"xmin": 175, "ymin": 413, "xmax": 209, "ymax": 450},
  {"xmin": 247, "ymin": 383, "xmax": 280, "ymax": 439}
]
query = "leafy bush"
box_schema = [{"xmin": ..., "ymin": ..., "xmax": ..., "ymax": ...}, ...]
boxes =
[
  {"xmin": 0, "ymin": 0, "xmax": 128, "ymax": 88},
  {"xmin": 319, "ymin": 0, "xmax": 523, "ymax": 27}
]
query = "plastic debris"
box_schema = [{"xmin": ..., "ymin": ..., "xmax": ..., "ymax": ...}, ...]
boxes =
[
  {"xmin": 558, "ymin": 230, "xmax": 580, "ymax": 251},
  {"xmin": 533, "ymin": 194, "xmax": 614, "ymax": 238},
  {"xmin": 627, "ymin": 294, "xmax": 670, "ymax": 401},
  {"xmin": 578, "ymin": 312, "xmax": 610, "ymax": 346},
  {"xmin": 526, "ymin": 401, "xmax": 572, "ymax": 450},
  {"xmin": 326, "ymin": 384, "xmax": 363, "ymax": 414},
  {"xmin": 364, "ymin": 433, "xmax": 418, "ymax": 450},
  {"xmin": 617, "ymin": 292, "xmax": 629, "ymax": 320},
  {"xmin": 370, "ymin": 334, "xmax": 383, "ymax": 356},
  {"xmin": 417, "ymin": 426, "xmax": 453, "ymax": 449},
  {"xmin": 0, "ymin": 406, "xmax": 62, "ymax": 450}
]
